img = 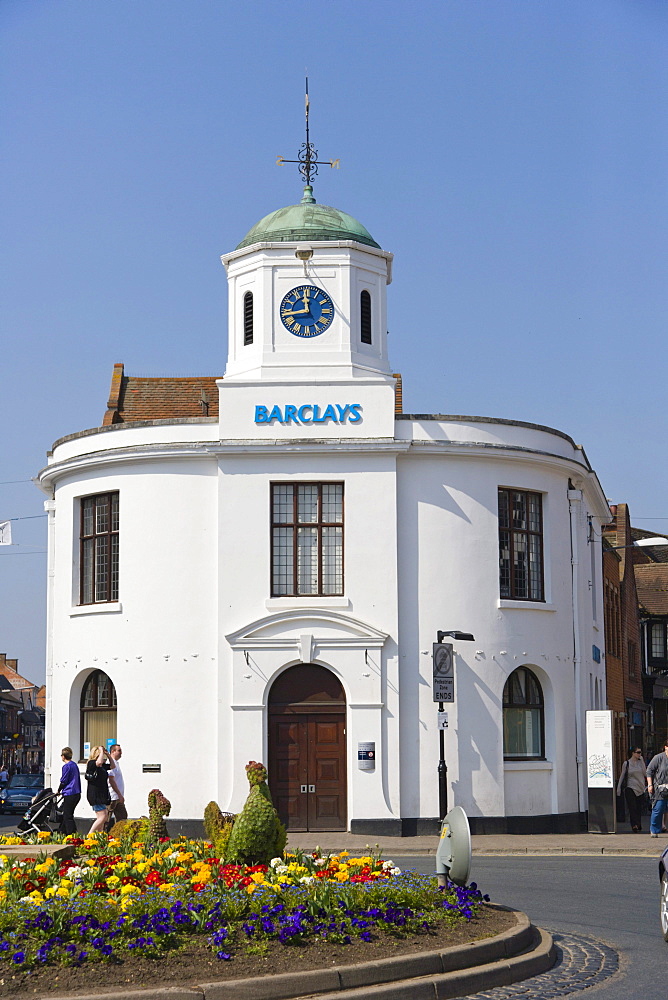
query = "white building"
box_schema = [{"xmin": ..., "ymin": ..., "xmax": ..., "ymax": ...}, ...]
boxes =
[{"xmin": 38, "ymin": 182, "xmax": 609, "ymax": 834}]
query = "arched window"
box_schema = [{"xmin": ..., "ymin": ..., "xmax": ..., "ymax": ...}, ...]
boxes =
[
  {"xmin": 360, "ymin": 290, "xmax": 372, "ymax": 344},
  {"xmin": 243, "ymin": 291, "xmax": 253, "ymax": 345},
  {"xmin": 503, "ymin": 667, "xmax": 544, "ymax": 759},
  {"xmin": 80, "ymin": 670, "xmax": 117, "ymax": 759}
]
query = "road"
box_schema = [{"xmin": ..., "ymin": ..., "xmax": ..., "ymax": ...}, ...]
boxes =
[{"xmin": 394, "ymin": 855, "xmax": 664, "ymax": 999}]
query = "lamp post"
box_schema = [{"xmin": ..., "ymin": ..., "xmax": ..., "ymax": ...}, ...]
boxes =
[{"xmin": 434, "ymin": 630, "xmax": 475, "ymax": 820}]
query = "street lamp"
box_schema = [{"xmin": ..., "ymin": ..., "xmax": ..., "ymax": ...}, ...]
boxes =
[
  {"xmin": 434, "ymin": 630, "xmax": 475, "ymax": 821},
  {"xmin": 607, "ymin": 537, "xmax": 668, "ymax": 551}
]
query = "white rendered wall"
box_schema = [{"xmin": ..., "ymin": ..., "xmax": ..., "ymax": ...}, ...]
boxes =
[{"xmin": 44, "ymin": 455, "xmax": 219, "ymax": 821}]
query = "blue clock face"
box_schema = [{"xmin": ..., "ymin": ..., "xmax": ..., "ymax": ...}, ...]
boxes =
[{"xmin": 280, "ymin": 284, "xmax": 334, "ymax": 337}]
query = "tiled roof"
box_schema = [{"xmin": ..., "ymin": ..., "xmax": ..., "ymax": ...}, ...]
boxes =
[
  {"xmin": 102, "ymin": 364, "xmax": 404, "ymax": 424},
  {"xmin": 635, "ymin": 563, "xmax": 668, "ymax": 615},
  {"xmin": 102, "ymin": 364, "xmax": 220, "ymax": 425}
]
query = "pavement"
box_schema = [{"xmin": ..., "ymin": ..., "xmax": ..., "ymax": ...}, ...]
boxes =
[{"xmin": 285, "ymin": 829, "xmax": 668, "ymax": 857}]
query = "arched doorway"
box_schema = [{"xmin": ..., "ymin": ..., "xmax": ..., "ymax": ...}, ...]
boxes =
[{"xmin": 268, "ymin": 664, "xmax": 347, "ymax": 832}]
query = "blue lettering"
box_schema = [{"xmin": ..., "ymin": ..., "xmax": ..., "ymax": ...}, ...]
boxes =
[
  {"xmin": 255, "ymin": 405, "xmax": 269, "ymax": 423},
  {"xmin": 284, "ymin": 404, "xmax": 299, "ymax": 424},
  {"xmin": 348, "ymin": 403, "xmax": 363, "ymax": 423},
  {"xmin": 336, "ymin": 404, "xmax": 350, "ymax": 422},
  {"xmin": 268, "ymin": 405, "xmax": 284, "ymax": 424},
  {"xmin": 322, "ymin": 404, "xmax": 338, "ymax": 422},
  {"xmin": 298, "ymin": 404, "xmax": 313, "ymax": 423},
  {"xmin": 313, "ymin": 405, "xmax": 326, "ymax": 423}
]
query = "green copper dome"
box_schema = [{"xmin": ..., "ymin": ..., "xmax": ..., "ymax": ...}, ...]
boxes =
[{"xmin": 236, "ymin": 186, "xmax": 380, "ymax": 250}]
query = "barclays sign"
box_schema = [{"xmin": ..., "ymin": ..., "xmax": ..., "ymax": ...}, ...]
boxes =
[{"xmin": 255, "ymin": 404, "xmax": 362, "ymax": 425}]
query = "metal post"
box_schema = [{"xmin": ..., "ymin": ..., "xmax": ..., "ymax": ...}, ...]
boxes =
[{"xmin": 438, "ymin": 700, "xmax": 447, "ymax": 820}]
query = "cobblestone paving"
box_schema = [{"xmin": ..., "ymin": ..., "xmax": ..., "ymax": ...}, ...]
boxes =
[{"xmin": 460, "ymin": 930, "xmax": 619, "ymax": 998}]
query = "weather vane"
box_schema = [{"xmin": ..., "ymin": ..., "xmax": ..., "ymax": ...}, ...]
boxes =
[{"xmin": 276, "ymin": 77, "xmax": 339, "ymax": 187}]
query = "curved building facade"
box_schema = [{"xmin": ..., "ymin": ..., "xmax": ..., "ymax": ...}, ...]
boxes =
[{"xmin": 38, "ymin": 186, "xmax": 609, "ymax": 834}]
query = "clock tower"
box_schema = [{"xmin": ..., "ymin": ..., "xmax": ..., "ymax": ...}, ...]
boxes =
[{"xmin": 221, "ymin": 183, "xmax": 394, "ymax": 384}]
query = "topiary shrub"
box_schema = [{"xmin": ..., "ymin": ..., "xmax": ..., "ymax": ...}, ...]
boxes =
[
  {"xmin": 203, "ymin": 800, "xmax": 235, "ymax": 860},
  {"xmin": 225, "ymin": 761, "xmax": 287, "ymax": 866},
  {"xmin": 111, "ymin": 817, "xmax": 147, "ymax": 852},
  {"xmin": 147, "ymin": 788, "xmax": 171, "ymax": 842}
]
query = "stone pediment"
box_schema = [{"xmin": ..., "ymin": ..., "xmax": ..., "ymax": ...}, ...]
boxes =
[{"xmin": 226, "ymin": 609, "xmax": 388, "ymax": 652}]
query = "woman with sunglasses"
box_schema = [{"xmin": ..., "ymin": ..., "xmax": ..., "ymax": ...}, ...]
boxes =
[{"xmin": 617, "ymin": 747, "xmax": 648, "ymax": 833}]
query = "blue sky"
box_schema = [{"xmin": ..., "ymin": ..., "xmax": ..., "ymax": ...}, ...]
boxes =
[{"xmin": 2, "ymin": 0, "xmax": 667, "ymax": 684}]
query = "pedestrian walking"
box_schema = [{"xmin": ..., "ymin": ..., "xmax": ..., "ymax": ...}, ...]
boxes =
[
  {"xmin": 0, "ymin": 765, "xmax": 8, "ymax": 789},
  {"xmin": 616, "ymin": 747, "xmax": 647, "ymax": 832},
  {"xmin": 646, "ymin": 740, "xmax": 668, "ymax": 837},
  {"xmin": 84, "ymin": 745, "xmax": 112, "ymax": 833},
  {"xmin": 57, "ymin": 747, "xmax": 81, "ymax": 835},
  {"xmin": 105, "ymin": 744, "xmax": 127, "ymax": 831}
]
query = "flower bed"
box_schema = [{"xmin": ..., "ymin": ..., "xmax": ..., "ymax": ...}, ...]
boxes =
[{"xmin": 0, "ymin": 833, "xmax": 488, "ymax": 972}]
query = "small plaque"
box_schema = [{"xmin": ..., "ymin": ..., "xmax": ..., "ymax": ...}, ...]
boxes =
[
  {"xmin": 357, "ymin": 742, "xmax": 375, "ymax": 770},
  {"xmin": 142, "ymin": 764, "xmax": 161, "ymax": 773}
]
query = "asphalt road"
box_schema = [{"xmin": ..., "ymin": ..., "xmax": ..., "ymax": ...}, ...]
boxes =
[{"xmin": 394, "ymin": 854, "xmax": 665, "ymax": 999}]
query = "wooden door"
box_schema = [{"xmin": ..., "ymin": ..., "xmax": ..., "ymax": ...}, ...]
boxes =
[
  {"xmin": 307, "ymin": 714, "xmax": 346, "ymax": 832},
  {"xmin": 269, "ymin": 715, "xmax": 308, "ymax": 831},
  {"xmin": 269, "ymin": 712, "xmax": 346, "ymax": 832}
]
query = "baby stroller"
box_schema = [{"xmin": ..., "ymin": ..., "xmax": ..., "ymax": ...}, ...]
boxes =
[{"xmin": 16, "ymin": 788, "xmax": 63, "ymax": 836}]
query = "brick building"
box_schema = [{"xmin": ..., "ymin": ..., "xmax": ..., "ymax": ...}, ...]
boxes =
[
  {"xmin": 601, "ymin": 505, "xmax": 646, "ymax": 779},
  {"xmin": 0, "ymin": 654, "xmax": 45, "ymax": 772}
]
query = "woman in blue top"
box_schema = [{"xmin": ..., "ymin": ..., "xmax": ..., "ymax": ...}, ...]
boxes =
[{"xmin": 57, "ymin": 747, "xmax": 81, "ymax": 835}]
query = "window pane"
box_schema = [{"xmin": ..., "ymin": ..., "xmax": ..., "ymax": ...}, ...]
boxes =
[
  {"xmin": 499, "ymin": 529, "xmax": 511, "ymax": 597},
  {"xmin": 83, "ymin": 679, "xmax": 95, "ymax": 708},
  {"xmin": 111, "ymin": 535, "xmax": 119, "ymax": 601},
  {"xmin": 498, "ymin": 490, "xmax": 509, "ymax": 530},
  {"xmin": 504, "ymin": 707, "xmax": 542, "ymax": 757},
  {"xmin": 297, "ymin": 485, "xmax": 318, "ymax": 523},
  {"xmin": 96, "ymin": 498, "xmax": 109, "ymax": 534},
  {"xmin": 652, "ymin": 624, "xmax": 666, "ymax": 659},
  {"xmin": 528, "ymin": 534, "xmax": 542, "ymax": 600},
  {"xmin": 272, "ymin": 485, "xmax": 293, "ymax": 524},
  {"xmin": 95, "ymin": 536, "xmax": 108, "ymax": 602},
  {"xmin": 297, "ymin": 527, "xmax": 318, "ymax": 593},
  {"xmin": 513, "ymin": 532, "xmax": 528, "ymax": 598},
  {"xmin": 97, "ymin": 675, "xmax": 110, "ymax": 707},
  {"xmin": 111, "ymin": 494, "xmax": 119, "ymax": 531},
  {"xmin": 322, "ymin": 484, "xmax": 343, "ymax": 524},
  {"xmin": 512, "ymin": 492, "xmax": 527, "ymax": 530},
  {"xmin": 83, "ymin": 710, "xmax": 117, "ymax": 752},
  {"xmin": 82, "ymin": 538, "xmax": 94, "ymax": 604},
  {"xmin": 528, "ymin": 493, "xmax": 541, "ymax": 532},
  {"xmin": 82, "ymin": 498, "xmax": 94, "ymax": 537},
  {"xmin": 321, "ymin": 526, "xmax": 343, "ymax": 595},
  {"xmin": 272, "ymin": 527, "xmax": 293, "ymax": 595}
]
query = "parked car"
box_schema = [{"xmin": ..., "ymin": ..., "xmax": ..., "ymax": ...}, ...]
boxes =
[
  {"xmin": 0, "ymin": 775, "xmax": 44, "ymax": 814},
  {"xmin": 660, "ymin": 845, "xmax": 668, "ymax": 940}
]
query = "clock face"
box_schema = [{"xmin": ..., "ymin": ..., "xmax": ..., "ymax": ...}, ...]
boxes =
[{"xmin": 279, "ymin": 284, "xmax": 334, "ymax": 338}]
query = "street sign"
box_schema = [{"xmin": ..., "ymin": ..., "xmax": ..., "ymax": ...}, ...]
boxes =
[
  {"xmin": 432, "ymin": 642, "xmax": 454, "ymax": 702},
  {"xmin": 437, "ymin": 711, "xmax": 449, "ymax": 730}
]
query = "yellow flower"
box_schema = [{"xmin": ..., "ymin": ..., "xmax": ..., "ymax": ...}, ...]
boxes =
[
  {"xmin": 59, "ymin": 879, "xmax": 73, "ymax": 889},
  {"xmin": 158, "ymin": 883, "xmax": 175, "ymax": 892},
  {"xmin": 106, "ymin": 875, "xmax": 121, "ymax": 887},
  {"xmin": 335, "ymin": 871, "xmax": 349, "ymax": 882},
  {"xmin": 250, "ymin": 871, "xmax": 265, "ymax": 883},
  {"xmin": 120, "ymin": 884, "xmax": 140, "ymax": 896},
  {"xmin": 246, "ymin": 883, "xmax": 256, "ymax": 894},
  {"xmin": 44, "ymin": 887, "xmax": 57, "ymax": 899},
  {"xmin": 37, "ymin": 831, "xmax": 51, "ymax": 841},
  {"xmin": 112, "ymin": 861, "xmax": 129, "ymax": 872},
  {"xmin": 56, "ymin": 887, "xmax": 70, "ymax": 897},
  {"xmin": 35, "ymin": 859, "xmax": 55, "ymax": 874}
]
